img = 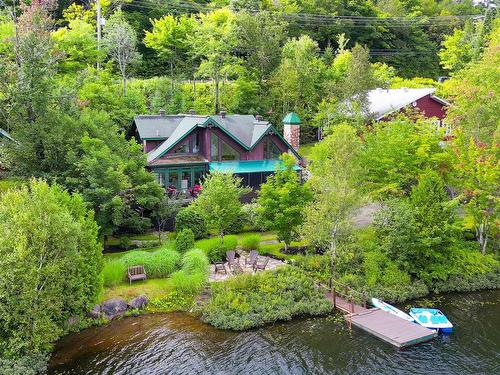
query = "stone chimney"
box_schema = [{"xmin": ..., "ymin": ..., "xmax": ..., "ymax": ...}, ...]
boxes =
[
  {"xmin": 220, "ymin": 110, "xmax": 226, "ymax": 118},
  {"xmin": 188, "ymin": 108, "xmax": 196, "ymax": 115},
  {"xmin": 282, "ymin": 112, "xmax": 301, "ymax": 151},
  {"xmin": 255, "ymin": 114, "xmax": 263, "ymax": 122},
  {"xmin": 159, "ymin": 109, "xmax": 165, "ymax": 116}
]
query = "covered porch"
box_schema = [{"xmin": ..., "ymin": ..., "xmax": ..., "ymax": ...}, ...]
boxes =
[{"xmin": 209, "ymin": 159, "xmax": 301, "ymax": 189}]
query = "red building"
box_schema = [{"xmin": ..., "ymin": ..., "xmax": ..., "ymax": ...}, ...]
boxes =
[{"xmin": 367, "ymin": 88, "xmax": 449, "ymax": 130}]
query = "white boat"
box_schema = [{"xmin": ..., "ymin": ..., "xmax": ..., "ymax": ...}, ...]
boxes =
[
  {"xmin": 409, "ymin": 308, "xmax": 453, "ymax": 334},
  {"xmin": 372, "ymin": 298, "xmax": 415, "ymax": 322}
]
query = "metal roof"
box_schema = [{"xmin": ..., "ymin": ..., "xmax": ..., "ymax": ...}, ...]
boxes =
[
  {"xmin": 366, "ymin": 88, "xmax": 448, "ymax": 120},
  {"xmin": 282, "ymin": 112, "xmax": 301, "ymax": 125},
  {"xmin": 146, "ymin": 116, "xmax": 202, "ymax": 162},
  {"xmin": 134, "ymin": 115, "xmax": 188, "ymax": 139},
  {"xmin": 209, "ymin": 115, "xmax": 271, "ymax": 148},
  {"xmin": 209, "ymin": 159, "xmax": 301, "ymax": 173}
]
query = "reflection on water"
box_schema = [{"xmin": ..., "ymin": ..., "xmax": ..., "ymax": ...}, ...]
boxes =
[{"xmin": 49, "ymin": 290, "xmax": 500, "ymax": 375}]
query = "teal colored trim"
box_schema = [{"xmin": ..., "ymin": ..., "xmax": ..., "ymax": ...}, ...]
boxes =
[
  {"xmin": 154, "ymin": 126, "xmax": 198, "ymax": 160},
  {"xmin": 143, "ymin": 137, "xmax": 168, "ymax": 141},
  {"xmin": 282, "ymin": 112, "xmax": 301, "ymax": 125},
  {"xmin": 251, "ymin": 125, "xmax": 301, "ymax": 159},
  {"xmin": 202, "ymin": 117, "xmax": 250, "ymax": 150},
  {"xmin": 150, "ymin": 162, "xmax": 208, "ymax": 170},
  {"xmin": 209, "ymin": 160, "xmax": 300, "ymax": 174}
]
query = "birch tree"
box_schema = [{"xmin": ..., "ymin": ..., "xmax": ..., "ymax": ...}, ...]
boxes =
[
  {"xmin": 102, "ymin": 11, "xmax": 139, "ymax": 96},
  {"xmin": 302, "ymin": 124, "xmax": 362, "ymax": 271}
]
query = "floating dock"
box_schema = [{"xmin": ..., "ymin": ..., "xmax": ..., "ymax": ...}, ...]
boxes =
[
  {"xmin": 325, "ymin": 287, "xmax": 437, "ymax": 348},
  {"xmin": 349, "ymin": 308, "xmax": 437, "ymax": 348}
]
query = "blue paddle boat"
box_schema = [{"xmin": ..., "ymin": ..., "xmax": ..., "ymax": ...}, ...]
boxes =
[
  {"xmin": 372, "ymin": 298, "xmax": 414, "ymax": 322},
  {"xmin": 409, "ymin": 308, "xmax": 453, "ymax": 334}
]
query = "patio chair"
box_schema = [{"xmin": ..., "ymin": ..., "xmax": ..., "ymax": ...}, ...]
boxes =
[
  {"xmin": 253, "ymin": 257, "xmax": 269, "ymax": 272},
  {"xmin": 214, "ymin": 262, "xmax": 226, "ymax": 274},
  {"xmin": 244, "ymin": 250, "xmax": 259, "ymax": 268},
  {"xmin": 226, "ymin": 251, "xmax": 243, "ymax": 274}
]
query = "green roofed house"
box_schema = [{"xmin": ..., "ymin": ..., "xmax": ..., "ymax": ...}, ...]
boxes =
[{"xmin": 132, "ymin": 110, "xmax": 302, "ymax": 191}]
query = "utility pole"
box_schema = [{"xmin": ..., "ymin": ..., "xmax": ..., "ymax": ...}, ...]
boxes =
[{"xmin": 96, "ymin": 0, "xmax": 102, "ymax": 69}]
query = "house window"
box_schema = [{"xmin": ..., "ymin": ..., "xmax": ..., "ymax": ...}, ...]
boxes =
[
  {"xmin": 211, "ymin": 133, "xmax": 219, "ymax": 161},
  {"xmin": 193, "ymin": 132, "xmax": 200, "ymax": 153},
  {"xmin": 168, "ymin": 170, "xmax": 179, "ymax": 189},
  {"xmin": 264, "ymin": 139, "xmax": 281, "ymax": 159},
  {"xmin": 155, "ymin": 172, "xmax": 165, "ymax": 187},
  {"xmin": 221, "ymin": 139, "xmax": 239, "ymax": 161},
  {"xmin": 173, "ymin": 140, "xmax": 189, "ymax": 154}
]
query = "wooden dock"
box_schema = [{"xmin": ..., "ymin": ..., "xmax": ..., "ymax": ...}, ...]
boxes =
[{"xmin": 325, "ymin": 280, "xmax": 437, "ymax": 348}]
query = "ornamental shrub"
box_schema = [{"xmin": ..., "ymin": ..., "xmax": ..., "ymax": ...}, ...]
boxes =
[
  {"xmin": 175, "ymin": 228, "xmax": 195, "ymax": 253},
  {"xmin": 176, "ymin": 206, "xmax": 207, "ymax": 239},
  {"xmin": 201, "ymin": 267, "xmax": 332, "ymax": 330}
]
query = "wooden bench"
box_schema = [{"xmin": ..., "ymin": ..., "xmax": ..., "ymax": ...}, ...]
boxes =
[{"xmin": 128, "ymin": 265, "xmax": 147, "ymax": 284}]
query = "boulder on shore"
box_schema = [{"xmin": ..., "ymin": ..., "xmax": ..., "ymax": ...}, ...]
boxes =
[
  {"xmin": 101, "ymin": 298, "xmax": 128, "ymax": 320},
  {"xmin": 89, "ymin": 304, "xmax": 102, "ymax": 319},
  {"xmin": 129, "ymin": 295, "xmax": 149, "ymax": 310}
]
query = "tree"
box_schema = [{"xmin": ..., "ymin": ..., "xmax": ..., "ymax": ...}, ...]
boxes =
[
  {"xmin": 144, "ymin": 14, "xmax": 196, "ymax": 94},
  {"xmin": 66, "ymin": 115, "xmax": 164, "ymax": 237},
  {"xmin": 337, "ymin": 43, "xmax": 376, "ymax": 118},
  {"xmin": 450, "ymin": 134, "xmax": 499, "ymax": 254},
  {"xmin": 190, "ymin": 8, "xmax": 237, "ymax": 113},
  {"xmin": 192, "ymin": 171, "xmax": 248, "ymax": 240},
  {"xmin": 374, "ymin": 199, "xmax": 419, "ymax": 272},
  {"xmin": 443, "ymin": 20, "xmax": 500, "ymax": 143},
  {"xmin": 0, "ymin": 180, "xmax": 102, "ymax": 369},
  {"xmin": 102, "ymin": 10, "xmax": 139, "ymax": 95},
  {"xmin": 258, "ymin": 154, "xmax": 312, "ymax": 251},
  {"xmin": 152, "ymin": 195, "xmax": 182, "ymax": 243},
  {"xmin": 235, "ymin": 11, "xmax": 287, "ymax": 85},
  {"xmin": 359, "ymin": 118, "xmax": 448, "ymax": 197},
  {"xmin": 51, "ymin": 18, "xmax": 102, "ymax": 74},
  {"xmin": 270, "ymin": 35, "xmax": 325, "ymax": 127},
  {"xmin": 409, "ymin": 169, "xmax": 457, "ymax": 281},
  {"xmin": 302, "ymin": 124, "xmax": 361, "ymax": 270}
]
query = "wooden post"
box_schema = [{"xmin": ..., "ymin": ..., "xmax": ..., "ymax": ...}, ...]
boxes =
[
  {"xmin": 363, "ymin": 294, "xmax": 367, "ymax": 309},
  {"xmin": 350, "ymin": 298, "xmax": 354, "ymax": 314},
  {"xmin": 332, "ymin": 287, "xmax": 336, "ymax": 308}
]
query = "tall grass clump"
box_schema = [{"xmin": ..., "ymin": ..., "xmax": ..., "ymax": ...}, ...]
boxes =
[
  {"xmin": 120, "ymin": 248, "xmax": 181, "ymax": 278},
  {"xmin": 240, "ymin": 234, "xmax": 261, "ymax": 251},
  {"xmin": 102, "ymin": 260, "xmax": 127, "ymax": 287},
  {"xmin": 171, "ymin": 249, "xmax": 210, "ymax": 295},
  {"xmin": 182, "ymin": 248, "xmax": 209, "ymax": 275},
  {"xmin": 196, "ymin": 235, "xmax": 238, "ymax": 262}
]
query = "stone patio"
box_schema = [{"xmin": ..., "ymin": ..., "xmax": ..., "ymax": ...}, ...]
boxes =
[{"xmin": 208, "ymin": 252, "xmax": 285, "ymax": 282}]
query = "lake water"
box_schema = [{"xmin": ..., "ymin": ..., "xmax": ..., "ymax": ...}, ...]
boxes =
[{"xmin": 49, "ymin": 290, "xmax": 500, "ymax": 375}]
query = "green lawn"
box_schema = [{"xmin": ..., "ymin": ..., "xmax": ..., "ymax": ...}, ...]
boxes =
[
  {"xmin": 100, "ymin": 278, "xmax": 174, "ymax": 302},
  {"xmin": 103, "ymin": 244, "xmax": 165, "ymax": 261}
]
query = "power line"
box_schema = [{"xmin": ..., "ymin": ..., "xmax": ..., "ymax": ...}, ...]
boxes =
[{"xmin": 123, "ymin": 1, "xmax": 482, "ymax": 29}]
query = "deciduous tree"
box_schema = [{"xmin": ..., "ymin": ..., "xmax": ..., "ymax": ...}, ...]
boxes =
[{"xmin": 258, "ymin": 154, "xmax": 312, "ymax": 251}]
